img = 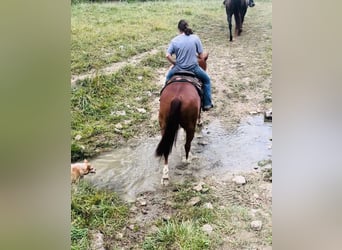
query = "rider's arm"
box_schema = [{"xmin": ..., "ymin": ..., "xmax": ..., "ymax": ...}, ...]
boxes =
[{"xmin": 166, "ymin": 53, "xmax": 175, "ymax": 66}]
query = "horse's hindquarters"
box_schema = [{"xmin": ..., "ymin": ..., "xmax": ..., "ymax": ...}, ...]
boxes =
[{"xmin": 156, "ymin": 82, "xmax": 201, "ymax": 185}]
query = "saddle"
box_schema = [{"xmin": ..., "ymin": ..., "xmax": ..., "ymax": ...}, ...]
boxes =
[{"xmin": 161, "ymin": 71, "xmax": 203, "ymax": 98}]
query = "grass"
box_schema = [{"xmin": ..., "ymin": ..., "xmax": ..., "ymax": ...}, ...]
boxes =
[
  {"xmin": 71, "ymin": 1, "xmax": 272, "ymax": 249},
  {"xmin": 71, "ymin": 0, "xmax": 272, "ymax": 160},
  {"xmin": 143, "ymin": 220, "xmax": 211, "ymax": 250},
  {"xmin": 71, "ymin": 1, "xmax": 232, "ymax": 75},
  {"xmin": 71, "ymin": 181, "xmax": 130, "ymax": 249},
  {"xmin": 71, "ymin": 62, "xmax": 161, "ymax": 161},
  {"xmin": 143, "ymin": 181, "xmax": 217, "ymax": 250}
]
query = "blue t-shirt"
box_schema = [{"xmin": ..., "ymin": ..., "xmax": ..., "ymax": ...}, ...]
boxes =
[{"xmin": 167, "ymin": 34, "xmax": 203, "ymax": 71}]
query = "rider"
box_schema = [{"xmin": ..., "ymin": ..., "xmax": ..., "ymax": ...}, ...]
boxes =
[{"xmin": 165, "ymin": 19, "xmax": 213, "ymax": 111}]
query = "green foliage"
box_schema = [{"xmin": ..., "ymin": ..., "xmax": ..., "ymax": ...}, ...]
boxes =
[
  {"xmin": 71, "ymin": 64, "xmax": 159, "ymax": 161},
  {"xmin": 71, "ymin": 1, "xmax": 227, "ymax": 75},
  {"xmin": 140, "ymin": 51, "xmax": 169, "ymax": 68},
  {"xmin": 143, "ymin": 220, "xmax": 210, "ymax": 250},
  {"xmin": 142, "ymin": 182, "xmax": 217, "ymax": 249},
  {"xmin": 71, "ymin": 226, "xmax": 89, "ymax": 249},
  {"xmin": 71, "ymin": 182, "xmax": 129, "ymax": 249}
]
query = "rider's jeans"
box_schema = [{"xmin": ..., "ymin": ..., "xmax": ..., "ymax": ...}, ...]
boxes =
[{"xmin": 165, "ymin": 65, "xmax": 212, "ymax": 108}]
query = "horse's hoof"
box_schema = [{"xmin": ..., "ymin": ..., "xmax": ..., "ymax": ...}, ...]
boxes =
[
  {"xmin": 181, "ymin": 158, "xmax": 191, "ymax": 165},
  {"xmin": 161, "ymin": 178, "xmax": 169, "ymax": 186},
  {"xmin": 197, "ymin": 121, "xmax": 203, "ymax": 127}
]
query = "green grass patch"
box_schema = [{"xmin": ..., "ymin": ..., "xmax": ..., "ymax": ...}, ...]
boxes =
[
  {"xmin": 71, "ymin": 63, "xmax": 160, "ymax": 161},
  {"xmin": 143, "ymin": 220, "xmax": 211, "ymax": 250},
  {"xmin": 71, "ymin": 182, "xmax": 130, "ymax": 249},
  {"xmin": 71, "ymin": 1, "xmax": 232, "ymax": 75},
  {"xmin": 143, "ymin": 181, "xmax": 218, "ymax": 249}
]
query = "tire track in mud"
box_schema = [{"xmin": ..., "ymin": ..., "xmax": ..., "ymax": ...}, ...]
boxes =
[{"xmin": 71, "ymin": 47, "xmax": 163, "ymax": 87}]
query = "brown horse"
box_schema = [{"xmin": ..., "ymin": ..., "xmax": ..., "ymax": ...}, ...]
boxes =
[{"xmin": 155, "ymin": 53, "xmax": 208, "ymax": 185}]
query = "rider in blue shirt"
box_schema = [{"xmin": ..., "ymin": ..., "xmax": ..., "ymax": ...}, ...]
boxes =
[{"xmin": 165, "ymin": 19, "xmax": 213, "ymax": 111}]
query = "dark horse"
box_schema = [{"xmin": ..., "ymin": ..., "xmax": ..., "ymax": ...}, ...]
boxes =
[
  {"xmin": 224, "ymin": 0, "xmax": 255, "ymax": 41},
  {"xmin": 155, "ymin": 53, "xmax": 208, "ymax": 185}
]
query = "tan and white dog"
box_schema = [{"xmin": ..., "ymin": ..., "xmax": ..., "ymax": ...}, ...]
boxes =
[{"xmin": 71, "ymin": 159, "xmax": 96, "ymax": 183}]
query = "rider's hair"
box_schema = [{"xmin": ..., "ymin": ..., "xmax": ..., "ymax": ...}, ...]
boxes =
[{"xmin": 178, "ymin": 19, "xmax": 193, "ymax": 36}]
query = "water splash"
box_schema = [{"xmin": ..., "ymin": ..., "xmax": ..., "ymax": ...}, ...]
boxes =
[{"xmin": 86, "ymin": 115, "xmax": 272, "ymax": 201}]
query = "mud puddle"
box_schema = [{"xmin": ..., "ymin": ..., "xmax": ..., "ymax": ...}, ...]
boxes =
[{"xmin": 87, "ymin": 114, "xmax": 272, "ymax": 202}]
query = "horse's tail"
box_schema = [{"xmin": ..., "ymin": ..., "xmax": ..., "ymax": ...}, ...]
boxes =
[{"xmin": 155, "ymin": 98, "xmax": 181, "ymax": 158}]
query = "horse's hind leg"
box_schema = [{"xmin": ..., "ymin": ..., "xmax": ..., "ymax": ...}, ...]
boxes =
[
  {"xmin": 161, "ymin": 156, "xmax": 169, "ymax": 186},
  {"xmin": 184, "ymin": 128, "xmax": 195, "ymax": 163},
  {"xmin": 226, "ymin": 12, "xmax": 233, "ymax": 41},
  {"xmin": 197, "ymin": 111, "xmax": 202, "ymax": 127},
  {"xmin": 161, "ymin": 164, "xmax": 169, "ymax": 186},
  {"xmin": 234, "ymin": 12, "xmax": 242, "ymax": 36}
]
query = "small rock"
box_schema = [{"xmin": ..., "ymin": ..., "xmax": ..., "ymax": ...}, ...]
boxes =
[
  {"xmin": 232, "ymin": 175, "xmax": 246, "ymax": 185},
  {"xmin": 186, "ymin": 196, "xmax": 201, "ymax": 206},
  {"xmin": 90, "ymin": 231, "xmax": 105, "ymax": 250},
  {"xmin": 251, "ymin": 220, "xmax": 263, "ymax": 231},
  {"xmin": 75, "ymin": 134, "xmax": 82, "ymax": 141},
  {"xmin": 137, "ymin": 76, "xmax": 143, "ymax": 80},
  {"xmin": 193, "ymin": 182, "xmax": 205, "ymax": 192},
  {"xmin": 250, "ymin": 209, "xmax": 259, "ymax": 217},
  {"xmin": 115, "ymin": 123, "xmax": 123, "ymax": 129},
  {"xmin": 203, "ymin": 202, "xmax": 213, "ymax": 209},
  {"xmin": 136, "ymin": 108, "xmax": 146, "ymax": 113},
  {"xmin": 202, "ymin": 224, "xmax": 213, "ymax": 235},
  {"xmin": 115, "ymin": 232, "xmax": 124, "ymax": 239},
  {"xmin": 114, "ymin": 128, "xmax": 122, "ymax": 133},
  {"xmin": 136, "ymin": 197, "xmax": 147, "ymax": 206},
  {"xmin": 114, "ymin": 110, "xmax": 126, "ymax": 116}
]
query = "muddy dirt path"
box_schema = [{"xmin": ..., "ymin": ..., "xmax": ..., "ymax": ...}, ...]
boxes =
[
  {"xmin": 85, "ymin": 35, "xmax": 272, "ymax": 249},
  {"xmin": 76, "ymin": 6, "xmax": 272, "ymax": 248}
]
